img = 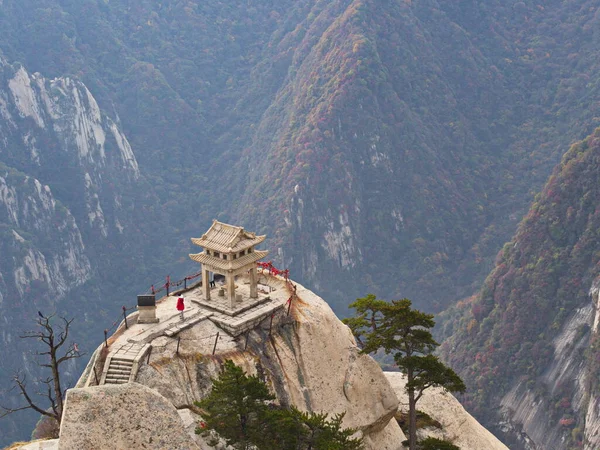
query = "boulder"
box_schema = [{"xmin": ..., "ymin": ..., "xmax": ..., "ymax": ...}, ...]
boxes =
[
  {"xmin": 267, "ymin": 282, "xmax": 404, "ymax": 445},
  {"xmin": 58, "ymin": 383, "xmax": 200, "ymax": 450},
  {"xmin": 176, "ymin": 408, "xmax": 230, "ymax": 450}
]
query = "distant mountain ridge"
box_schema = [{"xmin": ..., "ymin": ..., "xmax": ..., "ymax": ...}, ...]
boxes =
[{"xmin": 441, "ymin": 128, "xmax": 600, "ymax": 449}]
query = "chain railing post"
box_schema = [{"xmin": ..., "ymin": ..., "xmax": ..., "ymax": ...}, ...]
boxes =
[{"xmin": 212, "ymin": 332, "xmax": 220, "ymax": 355}]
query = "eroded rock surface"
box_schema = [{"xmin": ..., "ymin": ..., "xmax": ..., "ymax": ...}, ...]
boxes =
[
  {"xmin": 385, "ymin": 372, "xmax": 508, "ymax": 450},
  {"xmin": 59, "ymin": 383, "xmax": 200, "ymax": 450}
]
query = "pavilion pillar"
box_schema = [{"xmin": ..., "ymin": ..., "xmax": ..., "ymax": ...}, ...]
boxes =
[
  {"xmin": 249, "ymin": 266, "xmax": 257, "ymax": 299},
  {"xmin": 202, "ymin": 266, "xmax": 210, "ymax": 300},
  {"xmin": 227, "ymin": 271, "xmax": 236, "ymax": 309}
]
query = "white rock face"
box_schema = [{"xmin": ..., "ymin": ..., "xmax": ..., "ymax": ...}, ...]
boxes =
[
  {"xmin": 0, "ymin": 59, "xmax": 140, "ymax": 242},
  {"xmin": 8, "ymin": 67, "xmax": 46, "ymax": 129},
  {"xmin": 584, "ymin": 281, "xmax": 600, "ymax": 450},
  {"xmin": 322, "ymin": 210, "xmax": 361, "ymax": 268},
  {"xmin": 0, "ymin": 58, "xmax": 143, "ymax": 446},
  {"xmin": 0, "ymin": 173, "xmax": 91, "ymax": 302},
  {"xmin": 584, "ymin": 396, "xmax": 600, "ymax": 450},
  {"xmin": 3, "ymin": 64, "xmax": 139, "ymax": 178},
  {"xmin": 385, "ymin": 372, "xmax": 509, "ymax": 450},
  {"xmin": 59, "ymin": 383, "xmax": 201, "ymax": 450},
  {"xmin": 266, "ymin": 281, "xmax": 400, "ymax": 444},
  {"xmin": 497, "ymin": 284, "xmax": 600, "ymax": 450},
  {"xmin": 0, "ymin": 58, "xmax": 141, "ymax": 310}
]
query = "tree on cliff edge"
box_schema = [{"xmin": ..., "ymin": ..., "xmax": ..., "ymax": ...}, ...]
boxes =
[
  {"xmin": 195, "ymin": 359, "xmax": 275, "ymax": 449},
  {"xmin": 195, "ymin": 360, "xmax": 363, "ymax": 449},
  {"xmin": 0, "ymin": 313, "xmax": 83, "ymax": 434},
  {"xmin": 344, "ymin": 295, "xmax": 465, "ymax": 450}
]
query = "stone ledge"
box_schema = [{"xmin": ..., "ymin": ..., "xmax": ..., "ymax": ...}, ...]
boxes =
[
  {"xmin": 163, "ymin": 312, "xmax": 212, "ymax": 337},
  {"xmin": 191, "ymin": 295, "xmax": 271, "ymax": 316},
  {"xmin": 210, "ymin": 304, "xmax": 285, "ymax": 337}
]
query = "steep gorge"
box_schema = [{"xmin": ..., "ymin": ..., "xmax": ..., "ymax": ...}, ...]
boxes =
[{"xmin": 442, "ymin": 128, "xmax": 600, "ymax": 449}]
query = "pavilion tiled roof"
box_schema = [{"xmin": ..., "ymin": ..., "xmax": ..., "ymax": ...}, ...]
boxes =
[
  {"xmin": 189, "ymin": 250, "xmax": 269, "ymax": 271},
  {"xmin": 191, "ymin": 220, "xmax": 266, "ymax": 254}
]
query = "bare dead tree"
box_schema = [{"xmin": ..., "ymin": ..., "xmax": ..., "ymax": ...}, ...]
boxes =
[{"xmin": 0, "ymin": 313, "xmax": 84, "ymax": 427}]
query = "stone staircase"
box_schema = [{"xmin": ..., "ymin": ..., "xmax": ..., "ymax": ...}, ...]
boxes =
[
  {"xmin": 100, "ymin": 342, "xmax": 150, "ymax": 385},
  {"xmin": 104, "ymin": 357, "xmax": 135, "ymax": 384}
]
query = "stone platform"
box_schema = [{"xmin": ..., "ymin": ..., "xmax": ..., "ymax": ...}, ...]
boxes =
[
  {"xmin": 207, "ymin": 297, "xmax": 285, "ymax": 336},
  {"xmin": 186, "ymin": 275, "xmax": 287, "ymax": 336},
  {"xmin": 187, "ymin": 279, "xmax": 274, "ymax": 316},
  {"xmin": 91, "ymin": 271, "xmax": 291, "ymax": 386}
]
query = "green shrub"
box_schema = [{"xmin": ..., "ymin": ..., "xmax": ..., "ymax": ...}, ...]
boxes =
[{"xmin": 418, "ymin": 437, "xmax": 460, "ymax": 450}]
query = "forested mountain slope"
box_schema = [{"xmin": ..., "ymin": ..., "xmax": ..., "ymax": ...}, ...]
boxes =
[
  {"xmin": 237, "ymin": 0, "xmax": 600, "ymax": 309},
  {"xmin": 234, "ymin": 0, "xmax": 518, "ymax": 306},
  {"xmin": 441, "ymin": 128, "xmax": 600, "ymax": 450},
  {"xmin": 1, "ymin": 0, "xmax": 599, "ymax": 313}
]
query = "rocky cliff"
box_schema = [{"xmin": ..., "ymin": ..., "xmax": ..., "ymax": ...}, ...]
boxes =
[
  {"xmin": 494, "ymin": 280, "xmax": 600, "ymax": 450},
  {"xmin": 59, "ymin": 276, "xmax": 406, "ymax": 449},
  {"xmin": 0, "ymin": 59, "xmax": 141, "ymax": 310},
  {"xmin": 9, "ymin": 275, "xmax": 505, "ymax": 449}
]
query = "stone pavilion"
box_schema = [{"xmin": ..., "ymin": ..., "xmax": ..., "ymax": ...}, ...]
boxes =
[{"xmin": 189, "ymin": 220, "xmax": 268, "ymax": 309}]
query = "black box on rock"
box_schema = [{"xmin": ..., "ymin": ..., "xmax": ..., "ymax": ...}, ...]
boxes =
[{"xmin": 137, "ymin": 295, "xmax": 156, "ymax": 307}]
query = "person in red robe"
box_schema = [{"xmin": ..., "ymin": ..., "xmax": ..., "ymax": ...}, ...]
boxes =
[{"xmin": 176, "ymin": 295, "xmax": 185, "ymax": 321}]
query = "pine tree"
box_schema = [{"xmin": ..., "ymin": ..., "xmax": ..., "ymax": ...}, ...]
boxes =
[
  {"xmin": 195, "ymin": 360, "xmax": 274, "ymax": 449},
  {"xmin": 344, "ymin": 296, "xmax": 465, "ymax": 450},
  {"xmin": 195, "ymin": 360, "xmax": 363, "ymax": 449}
]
